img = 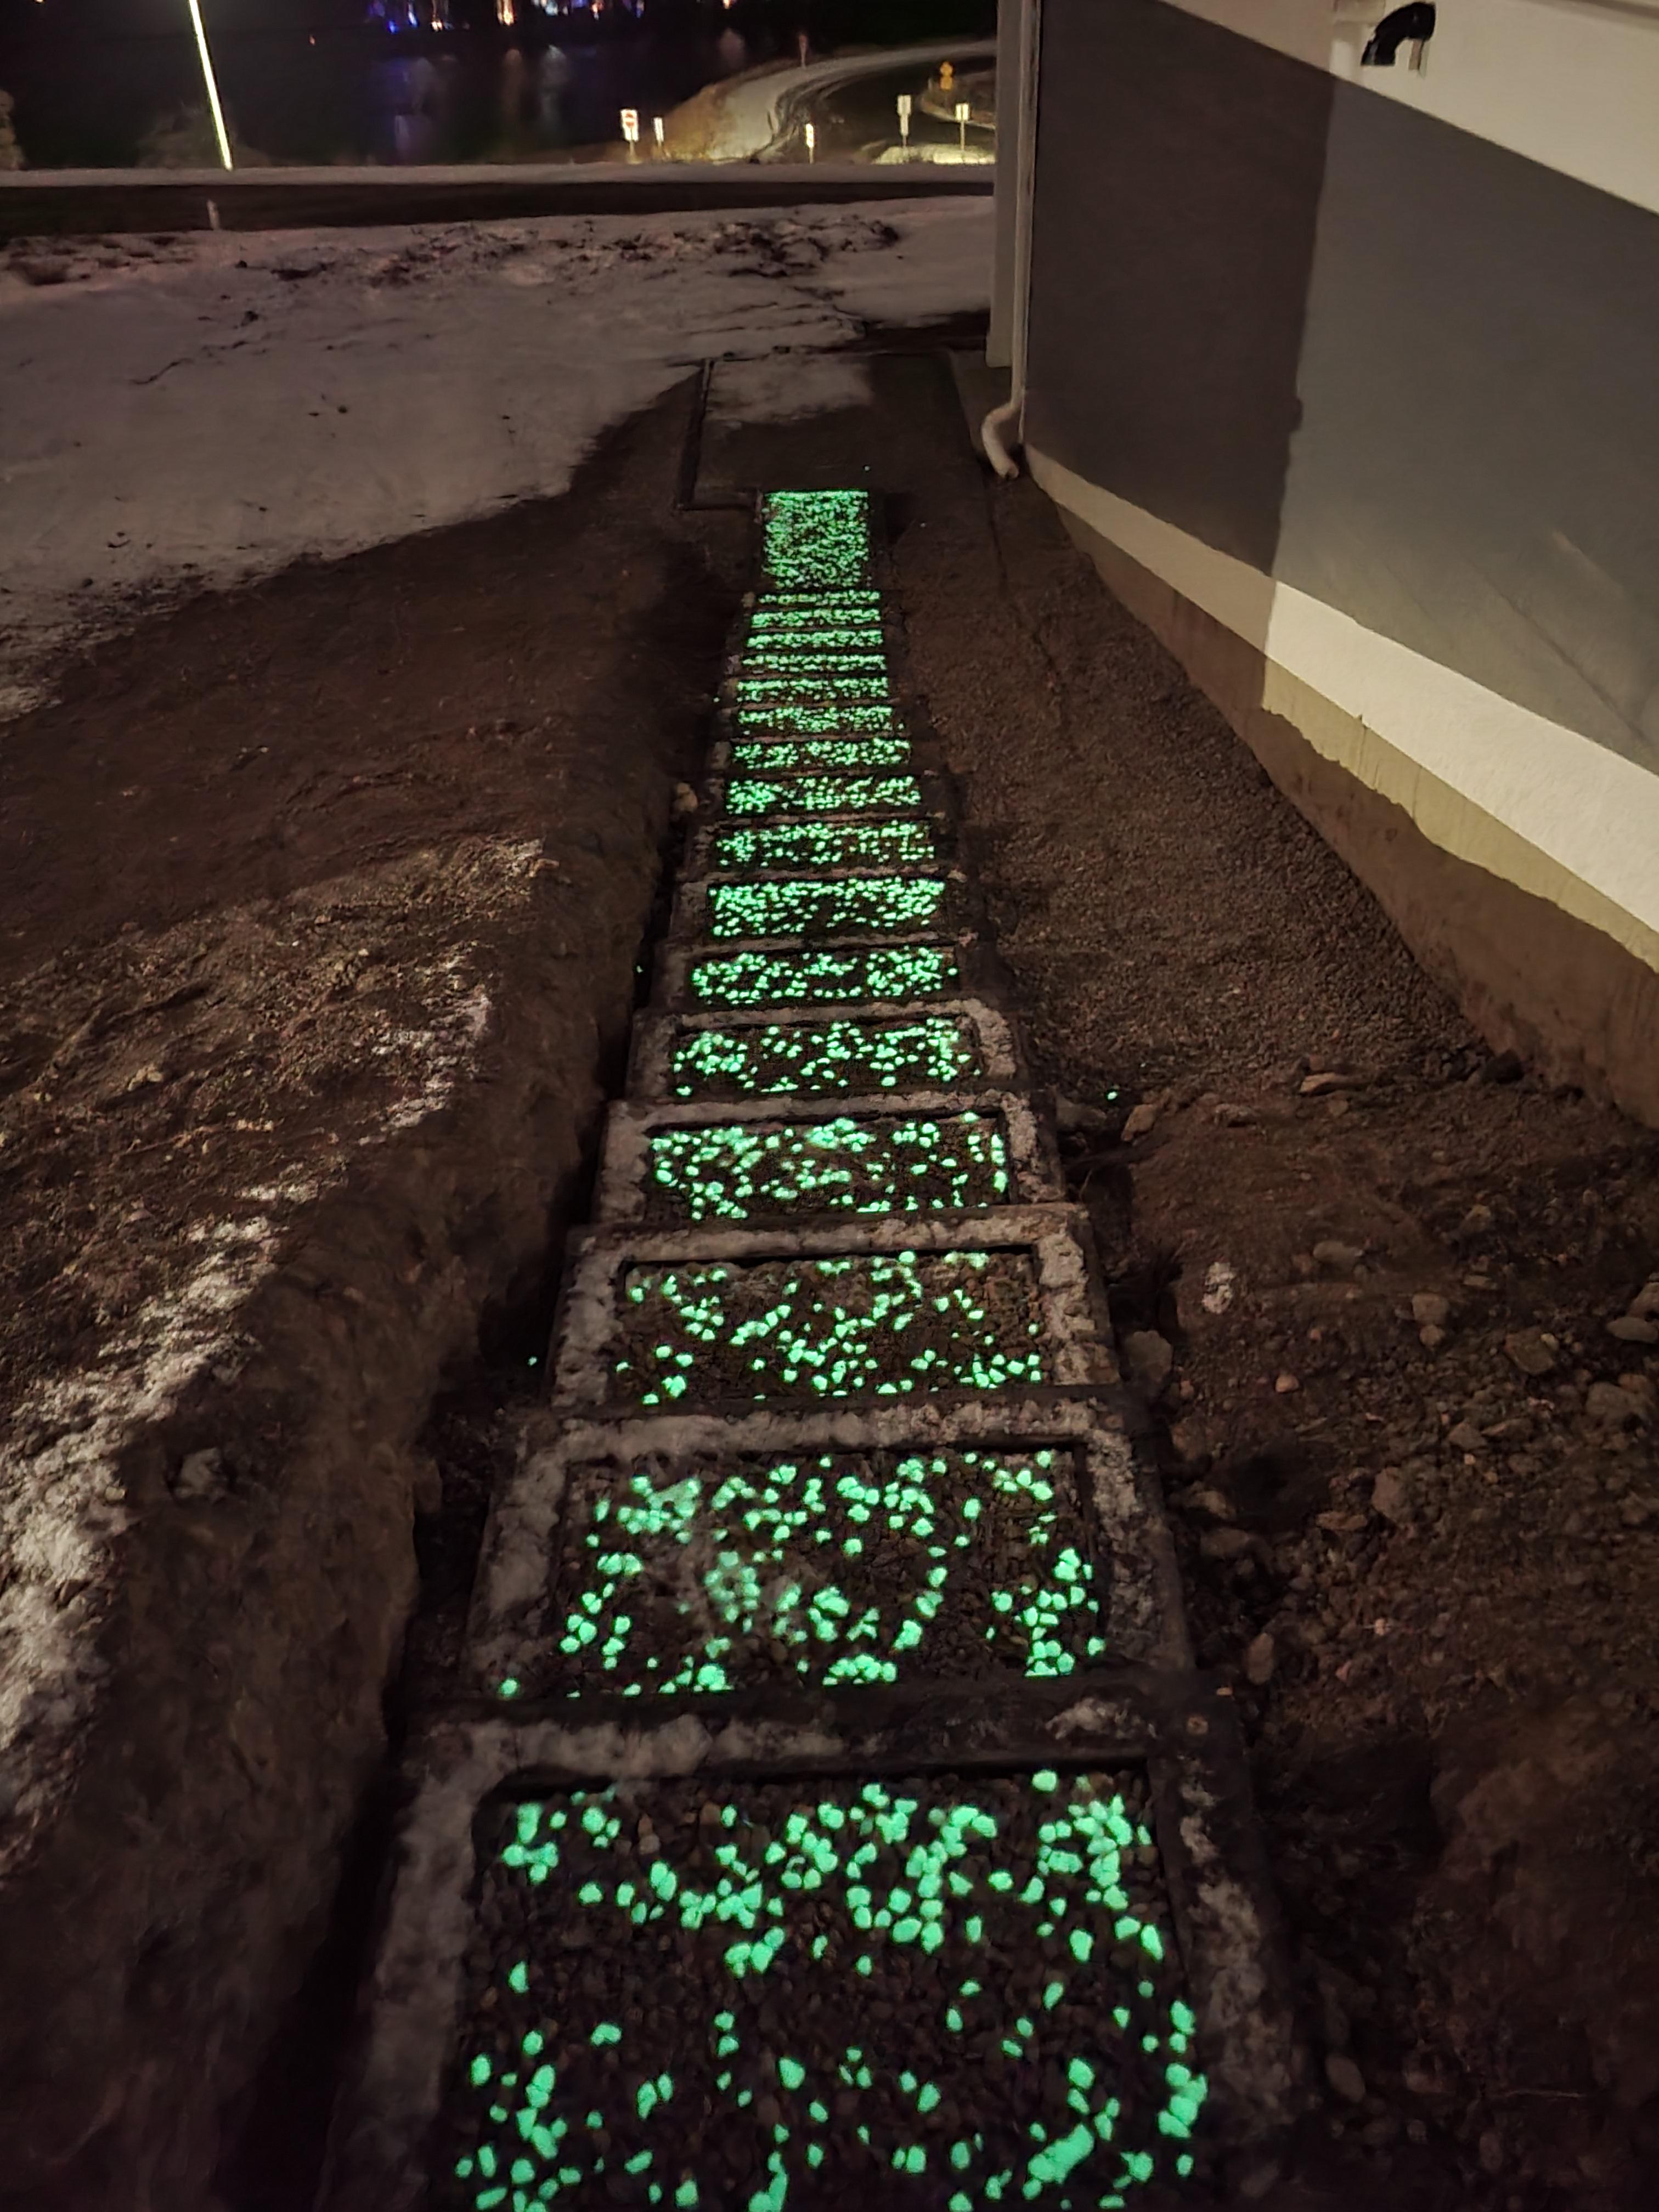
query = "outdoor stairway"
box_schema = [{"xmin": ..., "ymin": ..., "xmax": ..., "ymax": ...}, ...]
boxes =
[{"xmin": 318, "ymin": 493, "xmax": 1301, "ymax": 2212}]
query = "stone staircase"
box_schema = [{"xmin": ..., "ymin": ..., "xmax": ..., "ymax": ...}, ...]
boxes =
[{"xmin": 318, "ymin": 491, "xmax": 1302, "ymax": 2212}]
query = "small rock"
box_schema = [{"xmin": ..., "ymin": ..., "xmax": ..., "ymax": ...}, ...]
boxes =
[
  {"xmin": 1446, "ymin": 1420, "xmax": 1487, "ymax": 1454},
  {"xmin": 1274, "ymin": 1371, "xmax": 1301, "ymax": 1395},
  {"xmin": 1056, "ymin": 1093, "xmax": 1111, "ymax": 1135},
  {"xmin": 1312, "ymin": 1239, "xmax": 1364, "ymax": 1276},
  {"xmin": 1179, "ymin": 1487, "xmax": 1235, "ymax": 1522},
  {"xmin": 1244, "ymin": 1633, "xmax": 1277, "ymax": 1685},
  {"xmin": 1411, "ymin": 1292, "xmax": 1451, "ymax": 1328},
  {"xmin": 173, "ymin": 1447, "xmax": 227, "ymax": 1502},
  {"xmin": 1167, "ymin": 1415, "xmax": 1212, "ymax": 1474},
  {"xmin": 1460, "ymin": 1203, "xmax": 1496, "ymax": 1235},
  {"xmin": 1120, "ymin": 1099, "xmax": 1160, "ymax": 1141},
  {"xmin": 1200, "ymin": 1526, "xmax": 1256, "ymax": 1563},
  {"xmin": 1200, "ymin": 1260, "xmax": 1236, "ymax": 1316},
  {"xmin": 1620, "ymin": 1372, "xmax": 1658, "ymax": 1414},
  {"xmin": 671, "ymin": 781, "xmax": 699, "ymax": 817},
  {"xmin": 1418, "ymin": 1324, "xmax": 1447, "ymax": 1351},
  {"xmin": 1300, "ymin": 1071, "xmax": 1362, "ymax": 1097},
  {"xmin": 1504, "ymin": 1329, "xmax": 1558, "ymax": 1378},
  {"xmin": 1607, "ymin": 1314, "xmax": 1659, "ymax": 1345},
  {"xmin": 1325, "ymin": 2052, "xmax": 1367, "ymax": 2104},
  {"xmin": 1586, "ymin": 1380, "xmax": 1648, "ymax": 1428},
  {"xmin": 1325, "ymin": 1095, "xmax": 1351, "ymax": 1118},
  {"xmin": 1628, "ymin": 1279, "xmax": 1659, "ymax": 1321},
  {"xmin": 1618, "ymin": 1495, "xmax": 1655, "ymax": 1527},
  {"xmin": 1370, "ymin": 1468, "xmax": 1410, "ymax": 1523},
  {"xmin": 1213, "ymin": 1101, "xmax": 1256, "ymax": 1127},
  {"xmin": 1122, "ymin": 1330, "xmax": 1174, "ymax": 1399}
]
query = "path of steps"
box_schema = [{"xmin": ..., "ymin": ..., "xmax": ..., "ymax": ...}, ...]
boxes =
[{"xmin": 318, "ymin": 492, "xmax": 1302, "ymax": 2212}]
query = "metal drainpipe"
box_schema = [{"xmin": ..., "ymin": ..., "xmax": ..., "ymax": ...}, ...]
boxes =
[{"xmin": 983, "ymin": 0, "xmax": 1042, "ymax": 480}]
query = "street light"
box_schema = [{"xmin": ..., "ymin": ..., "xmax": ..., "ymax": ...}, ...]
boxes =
[{"xmin": 187, "ymin": 0, "xmax": 233, "ymax": 170}]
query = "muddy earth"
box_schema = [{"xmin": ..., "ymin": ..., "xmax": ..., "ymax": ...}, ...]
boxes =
[{"xmin": 0, "ymin": 385, "xmax": 739, "ymax": 2209}]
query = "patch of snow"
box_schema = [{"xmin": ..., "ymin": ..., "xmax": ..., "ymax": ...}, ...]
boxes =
[
  {"xmin": 0, "ymin": 201, "xmax": 991, "ymax": 721},
  {"xmin": 0, "ymin": 842, "xmax": 543, "ymax": 1870}
]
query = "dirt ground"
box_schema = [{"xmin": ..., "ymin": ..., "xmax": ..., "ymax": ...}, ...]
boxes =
[
  {"xmin": 881, "ymin": 363, "xmax": 1659, "ymax": 2210},
  {"xmin": 4, "ymin": 338, "xmax": 1657, "ymax": 2212},
  {"xmin": 0, "ymin": 382, "xmax": 742, "ymax": 2207}
]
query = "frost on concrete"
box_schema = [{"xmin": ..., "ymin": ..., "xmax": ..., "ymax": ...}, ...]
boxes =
[{"xmin": 0, "ymin": 845, "xmax": 544, "ymax": 1880}]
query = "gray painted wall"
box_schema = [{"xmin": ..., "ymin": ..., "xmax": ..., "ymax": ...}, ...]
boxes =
[{"xmin": 1024, "ymin": 0, "xmax": 1659, "ymax": 775}]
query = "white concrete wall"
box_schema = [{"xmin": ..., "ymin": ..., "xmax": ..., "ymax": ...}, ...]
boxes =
[{"xmin": 1163, "ymin": 0, "xmax": 1659, "ymax": 216}]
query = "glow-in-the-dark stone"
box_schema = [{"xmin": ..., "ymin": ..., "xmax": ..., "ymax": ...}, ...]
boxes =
[
  {"xmin": 730, "ymin": 737, "xmax": 911, "ymax": 773},
  {"xmin": 735, "ymin": 673, "xmax": 892, "ymax": 705},
  {"xmin": 739, "ymin": 650, "xmax": 887, "ymax": 680},
  {"xmin": 670, "ymin": 1016, "xmax": 981, "ymax": 1099},
  {"xmin": 443, "ymin": 1770, "xmax": 1205, "ymax": 2209},
  {"xmin": 689, "ymin": 944, "xmax": 960, "ymax": 1012},
  {"xmin": 760, "ymin": 490, "xmax": 872, "ymax": 592},
  {"xmin": 614, "ymin": 1248, "xmax": 1048, "ymax": 1406},
  {"xmin": 706, "ymin": 874, "xmax": 950, "ymax": 941},
  {"xmin": 746, "ymin": 608, "xmax": 884, "ymax": 641},
  {"xmin": 750, "ymin": 589, "xmax": 881, "ymax": 622},
  {"xmin": 534, "ymin": 1446, "xmax": 1109, "ymax": 1698},
  {"xmin": 712, "ymin": 821, "xmax": 938, "ymax": 874},
  {"xmin": 644, "ymin": 1110, "xmax": 1009, "ymax": 1221},
  {"xmin": 724, "ymin": 774, "xmax": 924, "ymax": 819},
  {"xmin": 735, "ymin": 702, "xmax": 899, "ymax": 737}
]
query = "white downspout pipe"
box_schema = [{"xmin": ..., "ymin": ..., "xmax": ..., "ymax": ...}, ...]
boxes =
[{"xmin": 983, "ymin": 0, "xmax": 1042, "ymax": 479}]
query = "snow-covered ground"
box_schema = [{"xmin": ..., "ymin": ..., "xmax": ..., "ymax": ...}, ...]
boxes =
[{"xmin": 0, "ymin": 196, "xmax": 990, "ymax": 719}]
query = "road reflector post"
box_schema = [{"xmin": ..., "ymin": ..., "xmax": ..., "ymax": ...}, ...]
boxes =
[{"xmin": 955, "ymin": 98, "xmax": 970, "ymax": 153}]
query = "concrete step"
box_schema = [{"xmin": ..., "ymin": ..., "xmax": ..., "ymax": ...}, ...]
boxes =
[
  {"xmin": 465, "ymin": 1396, "xmax": 1189, "ymax": 1706},
  {"xmin": 315, "ymin": 487, "xmax": 1302, "ymax": 2211},
  {"xmin": 591, "ymin": 1089, "xmax": 1060, "ymax": 1231},
  {"xmin": 650, "ymin": 935, "xmax": 998, "ymax": 1022},
  {"xmin": 545, "ymin": 1205, "xmax": 1116, "ymax": 1419},
  {"xmin": 625, "ymin": 998, "xmax": 1021, "ymax": 1107},
  {"xmin": 318, "ymin": 1678, "xmax": 1299, "ymax": 2212}
]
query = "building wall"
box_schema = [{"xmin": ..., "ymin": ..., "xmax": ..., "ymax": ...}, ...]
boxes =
[{"xmin": 1018, "ymin": 0, "xmax": 1659, "ymax": 1120}]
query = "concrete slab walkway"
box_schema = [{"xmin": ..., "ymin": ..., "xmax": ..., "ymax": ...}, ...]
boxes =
[{"xmin": 317, "ymin": 490, "xmax": 1302, "ymax": 2212}]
